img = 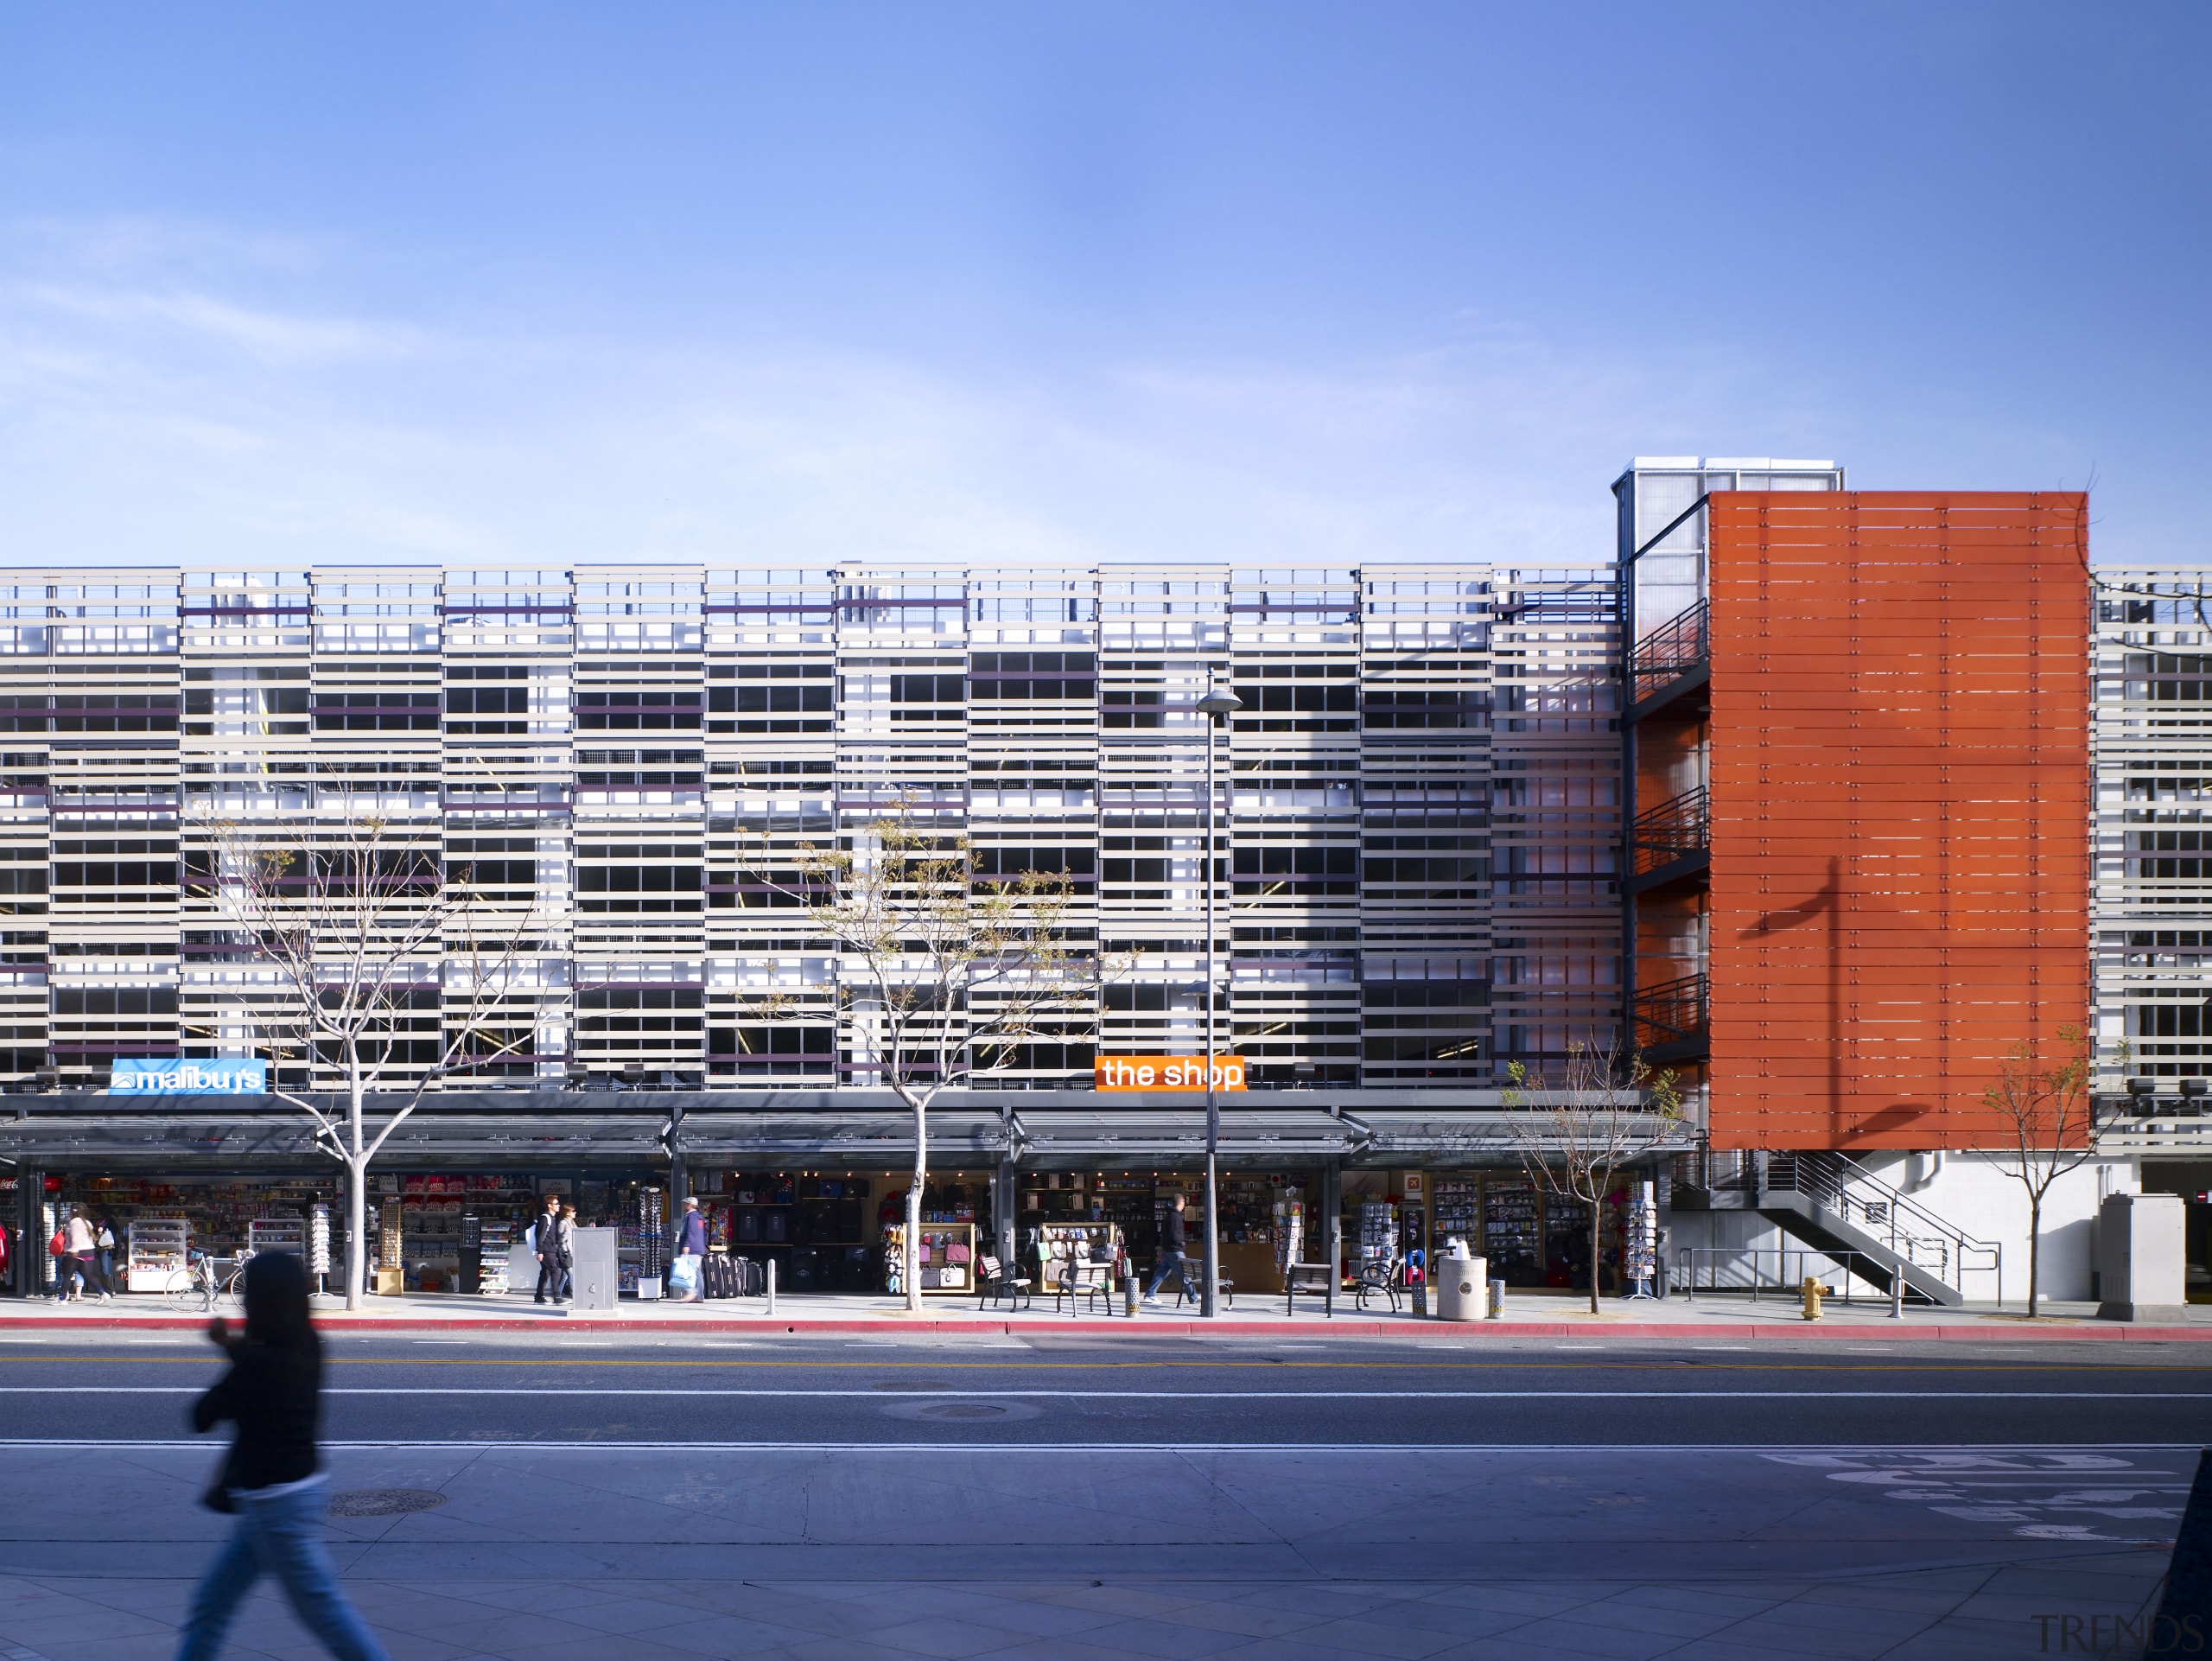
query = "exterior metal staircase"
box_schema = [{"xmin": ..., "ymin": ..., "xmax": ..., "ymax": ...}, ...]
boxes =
[{"xmin": 1677, "ymin": 1150, "xmax": 2000, "ymax": 1307}]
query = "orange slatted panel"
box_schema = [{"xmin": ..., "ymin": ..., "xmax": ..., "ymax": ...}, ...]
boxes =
[{"xmin": 1705, "ymin": 492, "xmax": 2090, "ymax": 1150}]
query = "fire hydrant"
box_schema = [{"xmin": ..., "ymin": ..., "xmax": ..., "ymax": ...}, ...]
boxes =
[{"xmin": 1801, "ymin": 1276, "xmax": 1827, "ymax": 1322}]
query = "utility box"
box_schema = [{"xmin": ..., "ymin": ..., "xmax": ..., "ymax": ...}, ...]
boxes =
[
  {"xmin": 1435, "ymin": 1252, "xmax": 1486, "ymax": 1322},
  {"xmin": 568, "ymin": 1225, "xmax": 620, "ymax": 1313},
  {"xmin": 2097, "ymin": 1193, "xmax": 2188, "ymax": 1323}
]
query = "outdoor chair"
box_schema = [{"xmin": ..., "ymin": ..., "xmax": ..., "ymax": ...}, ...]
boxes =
[
  {"xmin": 1171, "ymin": 1274, "xmax": 1232, "ymax": 1311},
  {"xmin": 976, "ymin": 1254, "xmax": 1032, "ymax": 1312},
  {"xmin": 1353, "ymin": 1254, "xmax": 1401, "ymax": 1313}
]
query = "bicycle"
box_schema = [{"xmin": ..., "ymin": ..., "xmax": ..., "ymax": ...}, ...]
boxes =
[{"xmin": 163, "ymin": 1249, "xmax": 251, "ymax": 1315}]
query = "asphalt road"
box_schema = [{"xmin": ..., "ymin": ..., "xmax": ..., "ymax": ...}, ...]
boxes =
[
  {"xmin": 3, "ymin": 1329, "xmax": 2209, "ymax": 1447},
  {"xmin": 1, "ymin": 1331, "xmax": 2202, "ymax": 1658}
]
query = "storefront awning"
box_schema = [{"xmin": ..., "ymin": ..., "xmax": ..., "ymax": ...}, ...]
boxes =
[{"xmin": 0, "ymin": 1090, "xmax": 1682, "ymax": 1172}]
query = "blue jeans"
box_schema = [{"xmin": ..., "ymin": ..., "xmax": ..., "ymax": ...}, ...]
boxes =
[
  {"xmin": 1145, "ymin": 1250, "xmax": 1195, "ymax": 1299},
  {"xmin": 175, "ymin": 1480, "xmax": 388, "ymax": 1661}
]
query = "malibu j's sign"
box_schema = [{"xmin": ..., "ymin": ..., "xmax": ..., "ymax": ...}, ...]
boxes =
[
  {"xmin": 110, "ymin": 1058, "xmax": 268, "ymax": 1095},
  {"xmin": 1095, "ymin": 1055, "xmax": 1247, "ymax": 1092}
]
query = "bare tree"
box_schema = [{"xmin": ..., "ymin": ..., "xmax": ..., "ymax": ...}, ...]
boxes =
[
  {"xmin": 1503, "ymin": 1038, "xmax": 1686, "ymax": 1315},
  {"xmin": 742, "ymin": 803, "xmax": 1104, "ymax": 1312},
  {"xmin": 188, "ymin": 805, "xmax": 563, "ymax": 1308},
  {"xmin": 1983, "ymin": 1023, "xmax": 2096, "ymax": 1319}
]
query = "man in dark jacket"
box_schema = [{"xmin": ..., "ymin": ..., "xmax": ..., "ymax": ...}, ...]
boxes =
[
  {"xmin": 531, "ymin": 1193, "xmax": 563, "ymax": 1305},
  {"xmin": 1141, "ymin": 1193, "xmax": 1198, "ymax": 1305}
]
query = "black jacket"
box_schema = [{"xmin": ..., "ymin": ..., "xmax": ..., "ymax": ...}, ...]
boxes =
[
  {"xmin": 1161, "ymin": 1207, "xmax": 1186, "ymax": 1253},
  {"xmin": 193, "ymin": 1339, "xmax": 322, "ymax": 1494}
]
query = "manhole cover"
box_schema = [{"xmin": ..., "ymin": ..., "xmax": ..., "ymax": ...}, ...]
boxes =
[{"xmin": 327, "ymin": 1488, "xmax": 448, "ymax": 1518}]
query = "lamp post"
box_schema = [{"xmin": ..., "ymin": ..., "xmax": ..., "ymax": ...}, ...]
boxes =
[{"xmin": 1195, "ymin": 675, "xmax": 1243, "ymax": 1317}]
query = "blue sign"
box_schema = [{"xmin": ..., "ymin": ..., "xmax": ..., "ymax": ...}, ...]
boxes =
[{"xmin": 110, "ymin": 1058, "xmax": 268, "ymax": 1095}]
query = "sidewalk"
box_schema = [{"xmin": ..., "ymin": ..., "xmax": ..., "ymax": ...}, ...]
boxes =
[{"xmin": 6, "ymin": 1286, "xmax": 2209, "ymax": 1340}]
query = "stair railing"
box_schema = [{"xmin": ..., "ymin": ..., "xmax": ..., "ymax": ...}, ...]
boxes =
[{"xmin": 1763, "ymin": 1151, "xmax": 2002, "ymax": 1301}]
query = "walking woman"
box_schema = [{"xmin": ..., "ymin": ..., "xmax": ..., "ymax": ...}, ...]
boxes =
[
  {"xmin": 552, "ymin": 1202, "xmax": 577, "ymax": 1303},
  {"xmin": 175, "ymin": 1250, "xmax": 389, "ymax": 1661}
]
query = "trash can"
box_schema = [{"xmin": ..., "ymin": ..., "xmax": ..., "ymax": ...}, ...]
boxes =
[{"xmin": 1434, "ymin": 1251, "xmax": 1487, "ymax": 1321}]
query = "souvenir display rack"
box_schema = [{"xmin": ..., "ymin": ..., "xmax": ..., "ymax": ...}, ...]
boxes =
[
  {"xmin": 1028, "ymin": 1221, "xmax": 1122, "ymax": 1305},
  {"xmin": 475, "ymin": 1215, "xmax": 515, "ymax": 1295},
  {"xmin": 126, "ymin": 1217, "xmax": 190, "ymax": 1292},
  {"xmin": 1544, "ymin": 1195, "xmax": 1592, "ymax": 1288},
  {"xmin": 52, "ymin": 1179, "xmax": 337, "ymax": 1263},
  {"xmin": 1431, "ymin": 1176, "xmax": 1479, "ymax": 1252},
  {"xmin": 1483, "ymin": 1179, "xmax": 1541, "ymax": 1286},
  {"xmin": 308, "ymin": 1204, "xmax": 332, "ymax": 1278},
  {"xmin": 882, "ymin": 1220, "xmax": 979, "ymax": 1295},
  {"xmin": 1273, "ymin": 1193, "xmax": 1305, "ymax": 1271},
  {"xmin": 1357, "ymin": 1200, "xmax": 1398, "ymax": 1273},
  {"xmin": 246, "ymin": 1216, "xmax": 305, "ymax": 1257}
]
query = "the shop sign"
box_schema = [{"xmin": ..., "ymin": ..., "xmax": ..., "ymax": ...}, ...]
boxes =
[
  {"xmin": 1095, "ymin": 1055, "xmax": 1247, "ymax": 1091},
  {"xmin": 109, "ymin": 1058, "xmax": 269, "ymax": 1095}
]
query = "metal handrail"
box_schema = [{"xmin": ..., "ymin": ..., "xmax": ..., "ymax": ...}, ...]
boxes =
[
  {"xmin": 1764, "ymin": 1152, "xmax": 2002, "ymax": 1301},
  {"xmin": 1628, "ymin": 599, "xmax": 1709, "ymax": 685},
  {"xmin": 1674, "ymin": 1245, "xmax": 1938, "ymax": 1305},
  {"xmin": 1632, "ymin": 786, "xmax": 1709, "ymax": 874},
  {"xmin": 1633, "ymin": 972, "xmax": 1707, "ymax": 1045}
]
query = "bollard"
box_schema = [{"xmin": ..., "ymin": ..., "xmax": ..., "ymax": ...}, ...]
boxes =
[
  {"xmin": 1889, "ymin": 1274, "xmax": 1903, "ymax": 1320},
  {"xmin": 766, "ymin": 1257, "xmax": 777, "ymax": 1318},
  {"xmin": 1801, "ymin": 1275, "xmax": 1826, "ymax": 1322},
  {"xmin": 1125, "ymin": 1270, "xmax": 1139, "ymax": 1317},
  {"xmin": 1413, "ymin": 1280, "xmax": 1427, "ymax": 1318},
  {"xmin": 1487, "ymin": 1279, "xmax": 1504, "ymax": 1319}
]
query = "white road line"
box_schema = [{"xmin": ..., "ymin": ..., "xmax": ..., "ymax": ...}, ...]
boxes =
[
  {"xmin": 3, "ymin": 1386, "xmax": 2209, "ymax": 1400},
  {"xmin": 0, "ymin": 1439, "xmax": 2196, "ymax": 1454}
]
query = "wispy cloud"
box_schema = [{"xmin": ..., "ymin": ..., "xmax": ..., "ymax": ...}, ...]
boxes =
[
  {"xmin": 0, "ymin": 213, "xmax": 1837, "ymax": 572},
  {"xmin": 16, "ymin": 283, "xmax": 430, "ymax": 366}
]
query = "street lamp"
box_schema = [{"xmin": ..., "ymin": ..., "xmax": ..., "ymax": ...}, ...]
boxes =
[{"xmin": 1194, "ymin": 675, "xmax": 1243, "ymax": 1318}]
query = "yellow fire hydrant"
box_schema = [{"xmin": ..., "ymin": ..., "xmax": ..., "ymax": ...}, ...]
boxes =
[{"xmin": 1801, "ymin": 1276, "xmax": 1827, "ymax": 1321}]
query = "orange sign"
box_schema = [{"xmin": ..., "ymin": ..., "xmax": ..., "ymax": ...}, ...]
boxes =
[{"xmin": 1095, "ymin": 1056, "xmax": 1247, "ymax": 1092}]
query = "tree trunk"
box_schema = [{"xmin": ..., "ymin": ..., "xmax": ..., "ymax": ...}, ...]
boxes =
[
  {"xmin": 346, "ymin": 1060, "xmax": 366, "ymax": 1310},
  {"xmin": 2026, "ymin": 1189, "xmax": 2043, "ymax": 1319},
  {"xmin": 1588, "ymin": 1182, "xmax": 1603, "ymax": 1317},
  {"xmin": 906, "ymin": 1098, "xmax": 926, "ymax": 1314},
  {"xmin": 346, "ymin": 1157, "xmax": 366, "ymax": 1310}
]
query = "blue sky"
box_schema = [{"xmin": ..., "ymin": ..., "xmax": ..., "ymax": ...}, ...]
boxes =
[{"xmin": 1, "ymin": 3, "xmax": 2205, "ymax": 571}]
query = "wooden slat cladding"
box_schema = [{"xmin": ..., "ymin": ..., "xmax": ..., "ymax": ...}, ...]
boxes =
[{"xmin": 1707, "ymin": 493, "xmax": 2091, "ymax": 1149}]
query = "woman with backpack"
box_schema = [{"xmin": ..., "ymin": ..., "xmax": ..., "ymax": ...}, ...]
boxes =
[{"xmin": 175, "ymin": 1250, "xmax": 389, "ymax": 1661}]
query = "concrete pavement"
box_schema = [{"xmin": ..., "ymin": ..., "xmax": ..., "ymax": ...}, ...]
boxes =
[
  {"xmin": 1, "ymin": 1332, "xmax": 2199, "ymax": 1658},
  {"xmin": 0, "ymin": 1440, "xmax": 2188, "ymax": 1660},
  {"xmin": 5, "ymin": 1288, "xmax": 2209, "ymax": 1342}
]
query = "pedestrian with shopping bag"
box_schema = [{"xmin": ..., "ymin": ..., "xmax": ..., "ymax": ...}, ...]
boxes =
[
  {"xmin": 174, "ymin": 1250, "xmax": 390, "ymax": 1661},
  {"xmin": 671, "ymin": 1195, "xmax": 707, "ymax": 1302}
]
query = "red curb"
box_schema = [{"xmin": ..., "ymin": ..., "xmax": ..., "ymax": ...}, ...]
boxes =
[{"xmin": 2, "ymin": 1313, "xmax": 2206, "ymax": 1340}]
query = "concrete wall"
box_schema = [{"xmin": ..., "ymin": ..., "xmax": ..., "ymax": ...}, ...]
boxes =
[{"xmin": 1662, "ymin": 1155, "xmax": 2134, "ymax": 1305}]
